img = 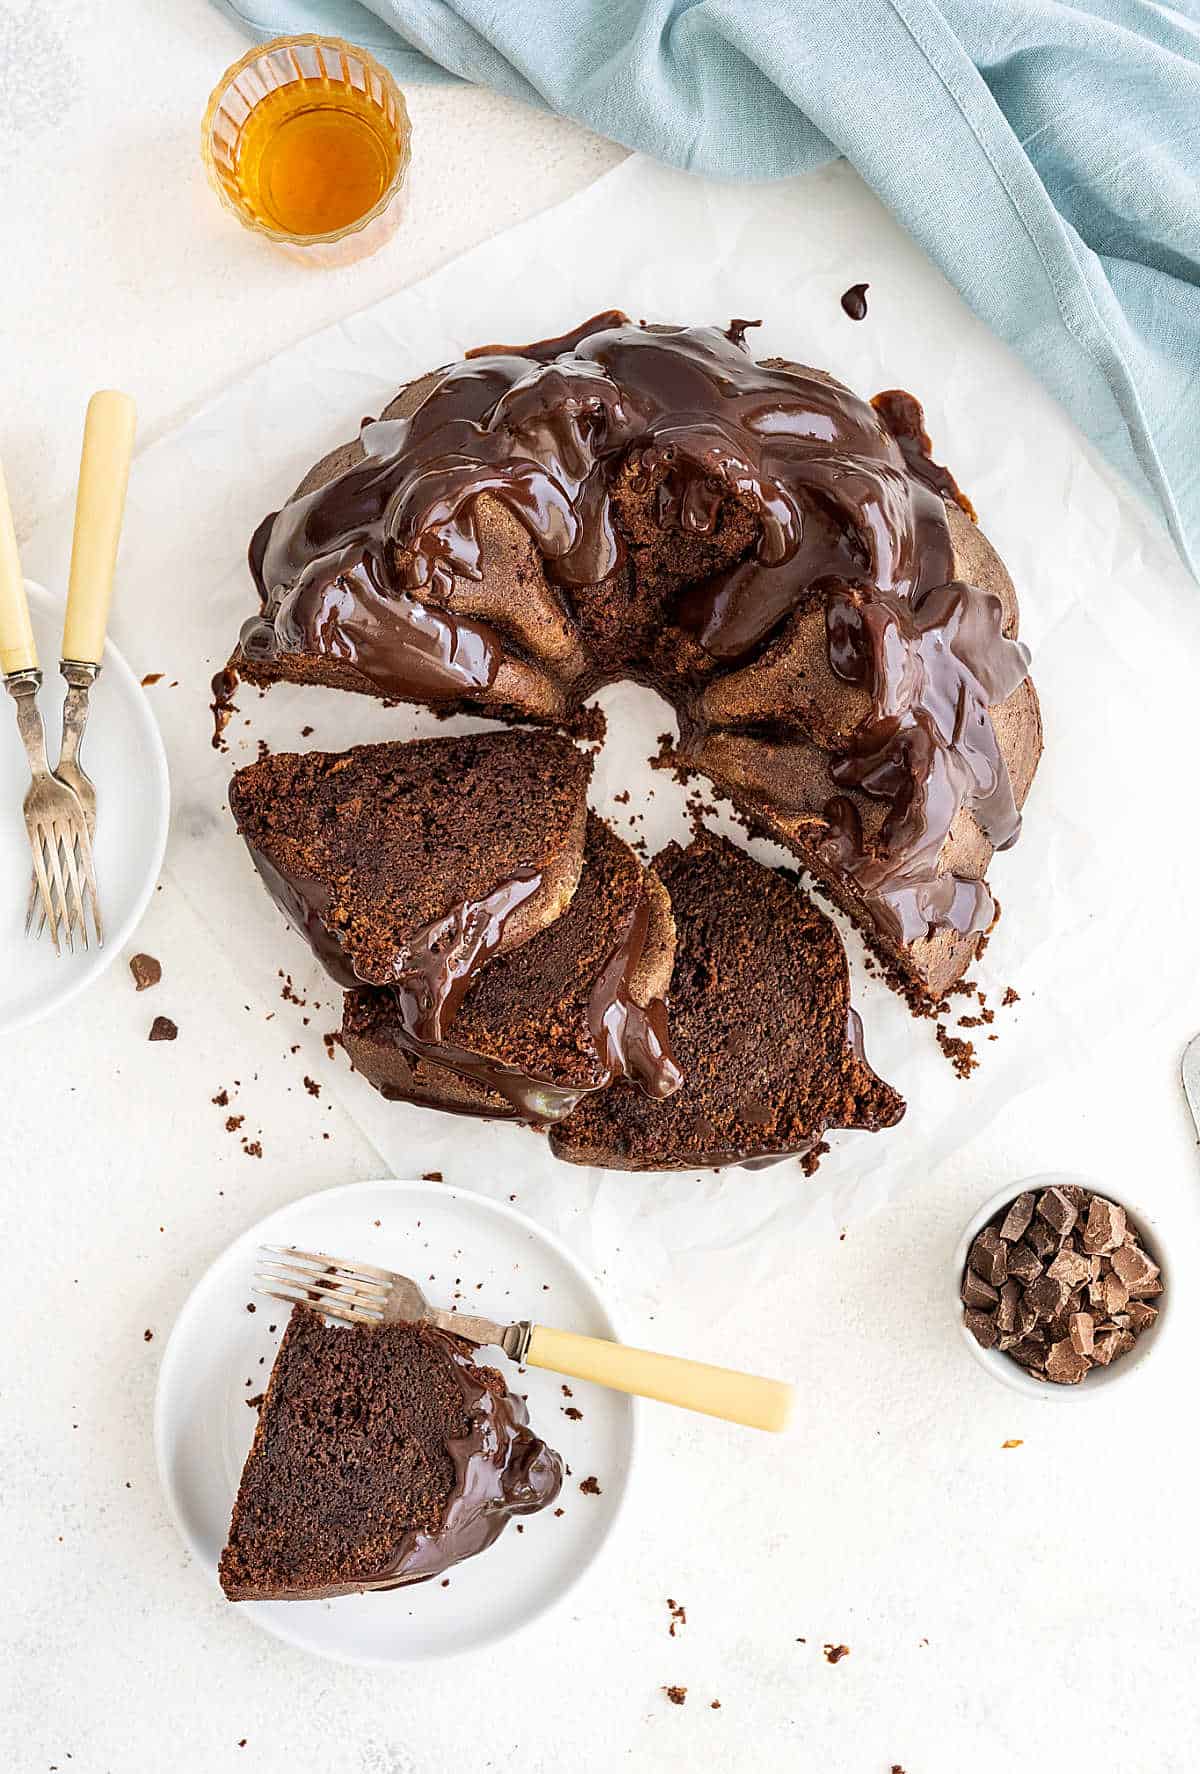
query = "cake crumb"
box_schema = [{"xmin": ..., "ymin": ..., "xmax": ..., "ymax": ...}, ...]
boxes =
[
  {"xmin": 140, "ymin": 672, "xmax": 164, "ymax": 686},
  {"xmin": 935, "ymin": 1023, "xmax": 977, "ymax": 1079},
  {"xmin": 303, "ymin": 1076, "xmax": 320, "ymax": 1098},
  {"xmin": 422, "ymin": 1170, "xmax": 444, "ymax": 1182},
  {"xmin": 242, "ymin": 1139, "xmax": 263, "ymax": 1159},
  {"xmin": 1002, "ymin": 1438, "xmax": 1023, "ymax": 1449},
  {"xmin": 148, "ymin": 1016, "xmax": 177, "ymax": 1042},
  {"xmin": 667, "ymin": 1598, "xmax": 687, "ymax": 1636},
  {"xmin": 563, "ymin": 1405, "xmax": 583, "ymax": 1421},
  {"xmin": 212, "ymin": 1088, "xmax": 229, "ymax": 1107},
  {"xmin": 1002, "ymin": 986, "xmax": 1020, "ymax": 1006},
  {"xmin": 823, "ymin": 1644, "xmax": 850, "ymax": 1664},
  {"xmin": 664, "ymin": 1686, "xmax": 687, "ymax": 1707},
  {"xmin": 226, "ymin": 1115, "xmax": 244, "ymax": 1132},
  {"xmin": 711, "ymin": 1700, "xmax": 721, "ymax": 1710},
  {"xmin": 579, "ymin": 1475, "xmax": 602, "ymax": 1496},
  {"xmin": 143, "ymin": 1329, "xmax": 153, "ymax": 1342},
  {"xmin": 245, "ymin": 1394, "xmax": 264, "ymax": 1410}
]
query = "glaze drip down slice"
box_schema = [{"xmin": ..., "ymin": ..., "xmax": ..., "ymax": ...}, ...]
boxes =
[
  {"xmin": 342, "ymin": 813, "xmax": 682, "ymax": 1121},
  {"xmin": 550, "ymin": 830, "xmax": 905, "ymax": 1172},
  {"xmin": 219, "ymin": 1307, "xmax": 563, "ymax": 1601}
]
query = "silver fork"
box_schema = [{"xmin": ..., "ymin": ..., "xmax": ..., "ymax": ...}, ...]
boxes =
[
  {"xmin": 256, "ymin": 1244, "xmax": 794, "ymax": 1431},
  {"xmin": 23, "ymin": 392, "xmax": 137, "ymax": 944},
  {"xmin": 0, "ymin": 459, "xmax": 96, "ymax": 952}
]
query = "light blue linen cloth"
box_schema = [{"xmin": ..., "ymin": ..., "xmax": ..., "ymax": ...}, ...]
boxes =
[{"xmin": 214, "ymin": 0, "xmax": 1200, "ymax": 578}]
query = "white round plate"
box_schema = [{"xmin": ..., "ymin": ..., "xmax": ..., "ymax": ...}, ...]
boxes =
[
  {"xmin": 0, "ymin": 581, "xmax": 169, "ymax": 1033},
  {"xmin": 154, "ymin": 1178, "xmax": 635, "ymax": 1665}
]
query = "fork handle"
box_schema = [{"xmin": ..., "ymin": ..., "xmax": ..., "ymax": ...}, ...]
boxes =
[
  {"xmin": 63, "ymin": 391, "xmax": 136, "ymax": 666},
  {"xmin": 524, "ymin": 1324, "xmax": 793, "ymax": 1433},
  {"xmin": 0, "ymin": 457, "xmax": 36, "ymax": 675}
]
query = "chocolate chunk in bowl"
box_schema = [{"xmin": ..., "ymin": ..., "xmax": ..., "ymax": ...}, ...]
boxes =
[{"xmin": 953, "ymin": 1176, "xmax": 1169, "ymax": 1395}]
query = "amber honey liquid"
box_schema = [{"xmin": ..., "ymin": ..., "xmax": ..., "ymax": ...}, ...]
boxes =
[{"xmin": 234, "ymin": 78, "xmax": 399, "ymax": 237}]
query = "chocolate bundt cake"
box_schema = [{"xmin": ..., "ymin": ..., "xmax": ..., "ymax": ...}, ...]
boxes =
[
  {"xmin": 342, "ymin": 813, "xmax": 681, "ymax": 1121},
  {"xmin": 228, "ymin": 731, "xmax": 590, "ymax": 1029},
  {"xmin": 222, "ymin": 312, "xmax": 1041, "ymax": 1000},
  {"xmin": 550, "ymin": 831, "xmax": 905, "ymax": 1172},
  {"xmin": 219, "ymin": 1305, "xmax": 562, "ymax": 1600}
]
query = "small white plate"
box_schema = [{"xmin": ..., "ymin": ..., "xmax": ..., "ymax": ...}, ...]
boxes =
[
  {"xmin": 154, "ymin": 1178, "xmax": 635, "ymax": 1665},
  {"xmin": 0, "ymin": 581, "xmax": 169, "ymax": 1033}
]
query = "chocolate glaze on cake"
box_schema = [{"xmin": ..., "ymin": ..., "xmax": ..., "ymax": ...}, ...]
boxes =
[
  {"xmin": 228, "ymin": 731, "xmax": 590, "ymax": 1028},
  {"xmin": 223, "ymin": 313, "xmax": 1041, "ymax": 997},
  {"xmin": 342, "ymin": 814, "xmax": 681, "ymax": 1121},
  {"xmin": 219, "ymin": 1305, "xmax": 562, "ymax": 1601},
  {"xmin": 550, "ymin": 830, "xmax": 904, "ymax": 1172}
]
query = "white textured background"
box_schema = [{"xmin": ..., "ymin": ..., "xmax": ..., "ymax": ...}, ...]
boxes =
[{"xmin": 4, "ymin": 4, "xmax": 1200, "ymax": 1772}]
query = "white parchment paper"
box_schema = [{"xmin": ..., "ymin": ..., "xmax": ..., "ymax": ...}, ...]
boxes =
[{"xmin": 26, "ymin": 155, "xmax": 1200, "ymax": 1316}]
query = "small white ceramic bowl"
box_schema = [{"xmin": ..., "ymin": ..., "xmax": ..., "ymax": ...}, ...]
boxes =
[{"xmin": 953, "ymin": 1173, "xmax": 1170, "ymax": 1399}]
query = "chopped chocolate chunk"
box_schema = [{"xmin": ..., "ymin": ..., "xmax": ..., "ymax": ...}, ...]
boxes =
[
  {"xmin": 1126, "ymin": 1301, "xmax": 1158, "ymax": 1334},
  {"xmin": 1036, "ymin": 1188, "xmax": 1077, "ymax": 1239},
  {"xmin": 1045, "ymin": 1338, "xmax": 1090, "ymax": 1385},
  {"xmin": 961, "ymin": 1269, "xmax": 1000, "ymax": 1311},
  {"xmin": 1082, "ymin": 1197, "xmax": 1126, "ymax": 1255},
  {"xmin": 998, "ymin": 1191, "xmax": 1035, "ymax": 1243},
  {"xmin": 129, "ymin": 952, "xmax": 161, "ymax": 991},
  {"xmin": 964, "ymin": 1309, "xmax": 998, "ymax": 1350},
  {"xmin": 1092, "ymin": 1328, "xmax": 1136, "ymax": 1367},
  {"xmin": 148, "ymin": 1016, "xmax": 177, "ymax": 1042},
  {"xmin": 1110, "ymin": 1243, "xmax": 1160, "ymax": 1297},
  {"xmin": 961, "ymin": 1187, "xmax": 1161, "ymax": 1385},
  {"xmin": 1047, "ymin": 1247, "xmax": 1091, "ymax": 1288},
  {"xmin": 995, "ymin": 1281, "xmax": 1020, "ymax": 1334},
  {"xmin": 1007, "ymin": 1243, "xmax": 1043, "ymax": 1285},
  {"xmin": 1024, "ymin": 1274, "xmax": 1068, "ymax": 1322},
  {"xmin": 969, "ymin": 1226, "xmax": 1007, "ymax": 1287},
  {"xmin": 1024, "ymin": 1218, "xmax": 1058, "ymax": 1260},
  {"xmin": 1099, "ymin": 1270, "xmax": 1129, "ymax": 1316}
]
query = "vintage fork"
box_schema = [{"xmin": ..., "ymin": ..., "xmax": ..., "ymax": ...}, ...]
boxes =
[
  {"xmin": 0, "ymin": 457, "xmax": 97, "ymax": 953},
  {"xmin": 24, "ymin": 392, "xmax": 137, "ymax": 944},
  {"xmin": 256, "ymin": 1244, "xmax": 794, "ymax": 1431}
]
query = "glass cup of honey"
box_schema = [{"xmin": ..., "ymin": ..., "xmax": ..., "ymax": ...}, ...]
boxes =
[{"xmin": 202, "ymin": 35, "xmax": 412, "ymax": 267}]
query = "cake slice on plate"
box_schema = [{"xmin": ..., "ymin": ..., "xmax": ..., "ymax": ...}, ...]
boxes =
[
  {"xmin": 342, "ymin": 813, "xmax": 682, "ymax": 1121},
  {"xmin": 228, "ymin": 730, "xmax": 591, "ymax": 1032},
  {"xmin": 219, "ymin": 1305, "xmax": 562, "ymax": 1601},
  {"xmin": 550, "ymin": 830, "xmax": 904, "ymax": 1172}
]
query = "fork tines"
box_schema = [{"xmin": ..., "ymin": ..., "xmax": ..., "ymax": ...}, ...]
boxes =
[
  {"xmin": 255, "ymin": 1245, "xmax": 390, "ymax": 1327},
  {"xmin": 27, "ymin": 815, "xmax": 101, "ymax": 952}
]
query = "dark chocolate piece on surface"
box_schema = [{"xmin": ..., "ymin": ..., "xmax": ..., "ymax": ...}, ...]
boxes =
[
  {"xmin": 148, "ymin": 1016, "xmax": 177, "ymax": 1041},
  {"xmin": 1006, "ymin": 1242, "xmax": 1043, "ymax": 1285},
  {"xmin": 129, "ymin": 952, "xmax": 162, "ymax": 991},
  {"xmin": 839, "ymin": 282, "xmax": 869, "ymax": 321},
  {"xmin": 964, "ymin": 1309, "xmax": 998, "ymax": 1351}
]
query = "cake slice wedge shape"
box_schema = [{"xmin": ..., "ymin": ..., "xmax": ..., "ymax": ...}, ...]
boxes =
[
  {"xmin": 228, "ymin": 730, "xmax": 591, "ymax": 1035},
  {"xmin": 342, "ymin": 813, "xmax": 682, "ymax": 1121},
  {"xmin": 550, "ymin": 829, "xmax": 904, "ymax": 1172}
]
